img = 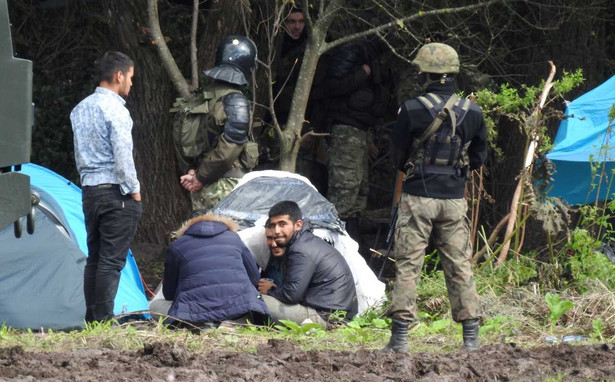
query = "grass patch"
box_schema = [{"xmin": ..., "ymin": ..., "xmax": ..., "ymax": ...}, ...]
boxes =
[{"xmin": 2, "ymin": 258, "xmax": 614, "ymax": 354}]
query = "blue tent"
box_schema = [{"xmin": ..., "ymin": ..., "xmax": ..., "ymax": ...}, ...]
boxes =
[
  {"xmin": 546, "ymin": 75, "xmax": 615, "ymax": 205},
  {"xmin": 0, "ymin": 164, "xmax": 148, "ymax": 329}
]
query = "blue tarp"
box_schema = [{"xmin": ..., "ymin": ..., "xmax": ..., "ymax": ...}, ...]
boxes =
[
  {"xmin": 0, "ymin": 164, "xmax": 148, "ymax": 329},
  {"xmin": 546, "ymin": 75, "xmax": 615, "ymax": 205}
]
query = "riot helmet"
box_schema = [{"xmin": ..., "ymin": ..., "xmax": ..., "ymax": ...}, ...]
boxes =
[
  {"xmin": 412, "ymin": 43, "xmax": 459, "ymax": 74},
  {"xmin": 215, "ymin": 35, "xmax": 258, "ymax": 79}
]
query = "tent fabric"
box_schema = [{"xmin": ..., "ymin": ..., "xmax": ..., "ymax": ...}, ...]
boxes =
[
  {"xmin": 546, "ymin": 75, "xmax": 615, "ymax": 204},
  {"xmin": 0, "ymin": 164, "xmax": 148, "ymax": 330},
  {"xmin": 213, "ymin": 170, "xmax": 344, "ymax": 232}
]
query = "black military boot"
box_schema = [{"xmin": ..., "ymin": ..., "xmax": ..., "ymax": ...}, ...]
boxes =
[
  {"xmin": 462, "ymin": 319, "xmax": 480, "ymax": 350},
  {"xmin": 381, "ymin": 318, "xmax": 410, "ymax": 353}
]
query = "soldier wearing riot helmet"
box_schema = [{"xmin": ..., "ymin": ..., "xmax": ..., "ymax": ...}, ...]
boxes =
[
  {"xmin": 202, "ymin": 35, "xmax": 258, "ymax": 87},
  {"xmin": 177, "ymin": 36, "xmax": 259, "ymax": 212},
  {"xmin": 385, "ymin": 43, "xmax": 488, "ymax": 353}
]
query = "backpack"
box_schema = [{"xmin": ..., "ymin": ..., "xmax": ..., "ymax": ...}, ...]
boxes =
[
  {"xmin": 403, "ymin": 93, "xmax": 472, "ymax": 179},
  {"xmin": 170, "ymin": 84, "xmax": 258, "ymax": 174}
]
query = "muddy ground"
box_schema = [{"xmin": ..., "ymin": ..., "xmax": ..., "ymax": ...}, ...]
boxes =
[{"xmin": 1, "ymin": 340, "xmax": 614, "ymax": 381}]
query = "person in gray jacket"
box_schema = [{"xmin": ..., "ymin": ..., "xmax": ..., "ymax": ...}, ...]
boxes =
[{"xmin": 259, "ymin": 200, "xmax": 357, "ymax": 327}]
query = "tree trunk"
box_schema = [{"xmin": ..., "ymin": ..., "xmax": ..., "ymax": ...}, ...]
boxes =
[
  {"xmin": 277, "ymin": 19, "xmax": 326, "ymax": 172},
  {"xmin": 103, "ymin": 0, "xmax": 189, "ymax": 245}
]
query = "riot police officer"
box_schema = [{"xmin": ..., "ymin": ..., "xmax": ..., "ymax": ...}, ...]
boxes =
[
  {"xmin": 385, "ymin": 43, "xmax": 488, "ymax": 352},
  {"xmin": 176, "ymin": 35, "xmax": 258, "ymax": 212}
]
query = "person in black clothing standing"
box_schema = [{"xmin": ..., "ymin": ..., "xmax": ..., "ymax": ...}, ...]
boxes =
[
  {"xmin": 384, "ymin": 43, "xmax": 488, "ymax": 352},
  {"xmin": 271, "ymin": 7, "xmax": 307, "ymax": 126},
  {"xmin": 324, "ymin": 40, "xmax": 390, "ymax": 242}
]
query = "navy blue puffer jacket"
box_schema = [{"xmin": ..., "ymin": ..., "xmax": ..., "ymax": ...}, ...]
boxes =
[{"xmin": 162, "ymin": 214, "xmax": 269, "ymax": 323}]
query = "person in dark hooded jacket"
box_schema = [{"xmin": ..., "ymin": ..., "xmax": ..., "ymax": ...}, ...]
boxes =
[
  {"xmin": 149, "ymin": 213, "xmax": 269, "ymax": 326},
  {"xmin": 259, "ymin": 201, "xmax": 357, "ymax": 327}
]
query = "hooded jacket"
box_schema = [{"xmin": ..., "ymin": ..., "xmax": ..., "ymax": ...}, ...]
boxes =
[
  {"xmin": 269, "ymin": 221, "xmax": 357, "ymax": 317},
  {"xmin": 163, "ymin": 214, "xmax": 269, "ymax": 323},
  {"xmin": 321, "ymin": 42, "xmax": 389, "ymax": 131}
]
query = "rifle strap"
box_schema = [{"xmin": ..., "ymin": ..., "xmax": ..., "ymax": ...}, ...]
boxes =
[{"xmin": 411, "ymin": 94, "xmax": 459, "ymax": 152}]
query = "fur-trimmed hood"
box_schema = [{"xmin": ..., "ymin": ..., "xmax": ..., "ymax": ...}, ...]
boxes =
[{"xmin": 172, "ymin": 213, "xmax": 239, "ymax": 239}]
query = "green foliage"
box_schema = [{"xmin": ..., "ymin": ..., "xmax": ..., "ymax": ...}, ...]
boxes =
[
  {"xmin": 475, "ymin": 69, "xmax": 584, "ymax": 165},
  {"xmin": 566, "ymin": 243, "xmax": 615, "ymax": 292},
  {"xmin": 566, "ymin": 227, "xmax": 599, "ymax": 254},
  {"xmin": 545, "ymin": 292, "xmax": 573, "ymax": 333},
  {"xmin": 591, "ymin": 318, "xmax": 605, "ymax": 341},
  {"xmin": 551, "ymin": 69, "xmax": 584, "ymax": 96},
  {"xmin": 477, "ymin": 256, "xmax": 538, "ymax": 293},
  {"xmin": 411, "ymin": 318, "xmax": 455, "ymax": 336},
  {"xmin": 274, "ymin": 320, "xmax": 326, "ymax": 337},
  {"xmin": 0, "ymin": 324, "xmax": 16, "ymax": 341},
  {"xmin": 578, "ymin": 198, "xmax": 615, "ymax": 240},
  {"xmin": 338, "ymin": 316, "xmax": 389, "ymax": 344},
  {"xmin": 479, "ymin": 316, "xmax": 521, "ymax": 337},
  {"xmin": 417, "ymin": 269, "xmax": 447, "ymax": 299}
]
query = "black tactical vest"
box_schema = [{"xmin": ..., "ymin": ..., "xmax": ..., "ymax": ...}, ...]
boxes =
[{"xmin": 404, "ymin": 93, "xmax": 472, "ymax": 178}]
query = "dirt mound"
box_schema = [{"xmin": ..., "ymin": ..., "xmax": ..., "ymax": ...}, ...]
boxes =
[
  {"xmin": 141, "ymin": 342, "xmax": 191, "ymax": 367},
  {"xmin": 1, "ymin": 342, "xmax": 614, "ymax": 381}
]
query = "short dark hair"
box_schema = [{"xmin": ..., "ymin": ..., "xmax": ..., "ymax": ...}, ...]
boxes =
[
  {"xmin": 268, "ymin": 200, "xmax": 302, "ymax": 223},
  {"xmin": 289, "ymin": 7, "xmax": 303, "ymax": 14},
  {"xmin": 96, "ymin": 51, "xmax": 134, "ymax": 83}
]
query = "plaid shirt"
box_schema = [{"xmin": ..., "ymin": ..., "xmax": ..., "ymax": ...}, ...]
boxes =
[{"xmin": 70, "ymin": 87, "xmax": 139, "ymax": 195}]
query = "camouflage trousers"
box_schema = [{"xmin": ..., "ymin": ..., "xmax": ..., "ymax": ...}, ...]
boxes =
[
  {"xmin": 190, "ymin": 177, "xmax": 239, "ymax": 213},
  {"xmin": 327, "ymin": 124, "xmax": 369, "ymax": 219},
  {"xmin": 388, "ymin": 194, "xmax": 480, "ymax": 323}
]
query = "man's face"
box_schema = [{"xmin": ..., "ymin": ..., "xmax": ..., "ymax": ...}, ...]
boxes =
[
  {"xmin": 284, "ymin": 12, "xmax": 305, "ymax": 40},
  {"xmin": 265, "ymin": 227, "xmax": 286, "ymax": 257},
  {"xmin": 117, "ymin": 66, "xmax": 134, "ymax": 99},
  {"xmin": 268, "ymin": 214, "xmax": 302, "ymax": 247}
]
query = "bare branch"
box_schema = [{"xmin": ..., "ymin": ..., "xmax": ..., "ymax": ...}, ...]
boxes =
[
  {"xmin": 324, "ymin": 0, "xmax": 506, "ymax": 52},
  {"xmin": 301, "ymin": 131, "xmax": 329, "ymax": 140},
  {"xmin": 190, "ymin": 0, "xmax": 199, "ymax": 89},
  {"xmin": 376, "ymin": 31, "xmax": 413, "ymax": 65},
  {"xmin": 495, "ymin": 61, "xmax": 557, "ymax": 269},
  {"xmin": 147, "ymin": 0, "xmax": 190, "ymax": 98}
]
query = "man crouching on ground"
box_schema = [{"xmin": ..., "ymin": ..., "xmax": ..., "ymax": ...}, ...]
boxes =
[
  {"xmin": 259, "ymin": 200, "xmax": 357, "ymax": 327},
  {"xmin": 149, "ymin": 212, "xmax": 269, "ymax": 328}
]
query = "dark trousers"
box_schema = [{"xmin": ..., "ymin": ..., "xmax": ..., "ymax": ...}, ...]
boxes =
[{"xmin": 82, "ymin": 185, "xmax": 142, "ymax": 322}]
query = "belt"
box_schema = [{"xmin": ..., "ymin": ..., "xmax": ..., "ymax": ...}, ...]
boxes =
[{"xmin": 84, "ymin": 183, "xmax": 118, "ymax": 189}]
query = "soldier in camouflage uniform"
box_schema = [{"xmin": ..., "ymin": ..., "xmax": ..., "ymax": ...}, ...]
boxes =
[
  {"xmin": 327, "ymin": 124, "xmax": 369, "ymax": 219},
  {"xmin": 384, "ymin": 43, "xmax": 488, "ymax": 353},
  {"xmin": 176, "ymin": 36, "xmax": 258, "ymax": 212},
  {"xmin": 323, "ymin": 40, "xmax": 389, "ymax": 240}
]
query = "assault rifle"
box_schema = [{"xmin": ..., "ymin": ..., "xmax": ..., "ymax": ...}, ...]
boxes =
[{"xmin": 378, "ymin": 170, "xmax": 404, "ymax": 278}]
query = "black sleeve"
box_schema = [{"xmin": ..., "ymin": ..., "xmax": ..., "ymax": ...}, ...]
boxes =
[
  {"xmin": 162, "ymin": 246, "xmax": 180, "ymax": 300},
  {"xmin": 390, "ymin": 103, "xmax": 412, "ymax": 172},
  {"xmin": 269, "ymin": 250, "xmax": 315, "ymax": 304},
  {"xmin": 467, "ymin": 108, "xmax": 488, "ymax": 170},
  {"xmin": 325, "ymin": 67, "xmax": 369, "ymax": 97}
]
